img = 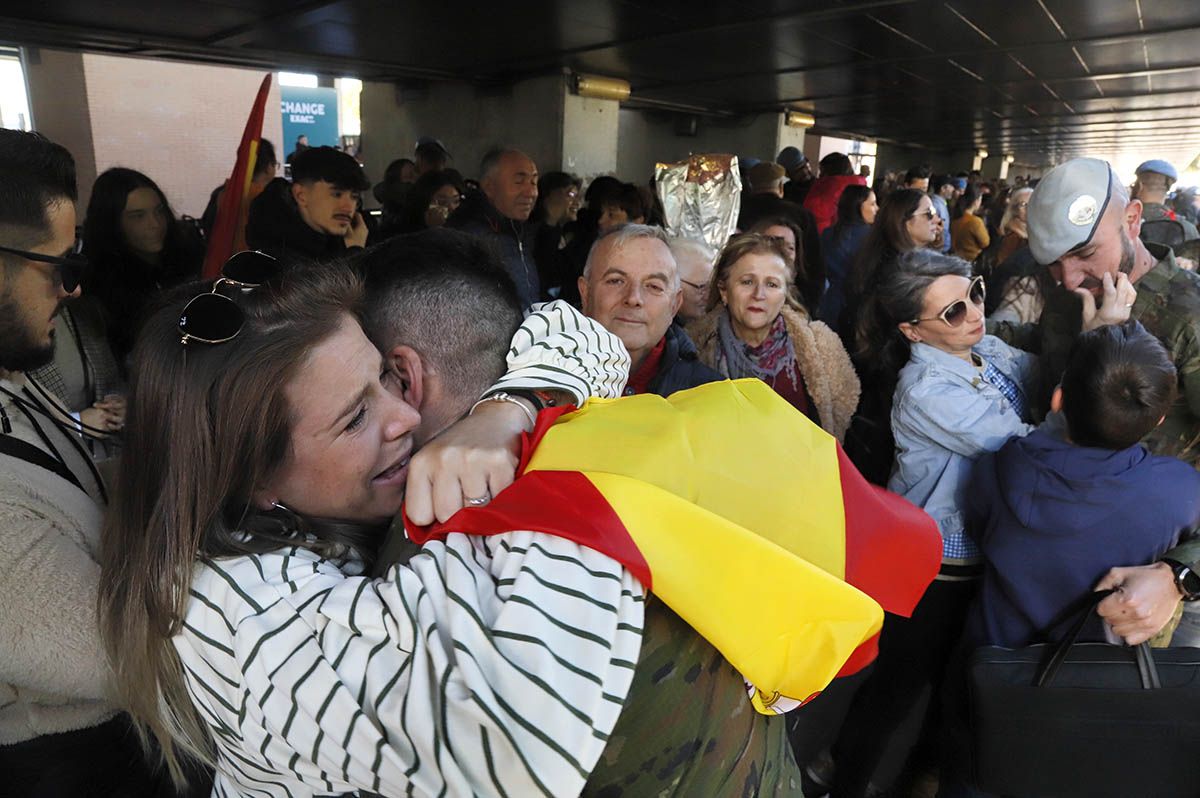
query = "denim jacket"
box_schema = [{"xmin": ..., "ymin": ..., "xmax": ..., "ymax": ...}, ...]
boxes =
[{"xmin": 888, "ymin": 335, "xmax": 1037, "ymax": 566}]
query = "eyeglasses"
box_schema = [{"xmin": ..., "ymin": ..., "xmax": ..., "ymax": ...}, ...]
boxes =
[
  {"xmin": 178, "ymin": 251, "xmax": 278, "ymax": 346},
  {"xmin": 0, "ymin": 241, "xmax": 86, "ymax": 293},
  {"xmin": 909, "ymin": 208, "xmax": 938, "ymax": 221},
  {"xmin": 910, "ymin": 275, "xmax": 986, "ymax": 327},
  {"xmin": 430, "ymin": 194, "xmax": 462, "ymax": 210},
  {"xmin": 1013, "ymin": 201, "xmax": 1029, "ymax": 209},
  {"xmin": 680, "ymin": 278, "xmax": 708, "ymax": 291}
]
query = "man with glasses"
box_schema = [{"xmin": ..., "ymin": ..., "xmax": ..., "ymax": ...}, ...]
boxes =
[
  {"xmin": 579, "ymin": 225, "xmax": 720, "ymax": 397},
  {"xmin": 667, "ymin": 235, "xmax": 717, "ymax": 325},
  {"xmin": 0, "ymin": 130, "xmax": 174, "ymax": 794}
]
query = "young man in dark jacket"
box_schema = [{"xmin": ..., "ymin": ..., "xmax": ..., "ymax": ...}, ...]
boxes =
[
  {"xmin": 246, "ymin": 145, "xmax": 369, "ymax": 264},
  {"xmin": 966, "ymin": 321, "xmax": 1200, "ymax": 648},
  {"xmin": 579, "ymin": 224, "xmax": 720, "ymax": 397}
]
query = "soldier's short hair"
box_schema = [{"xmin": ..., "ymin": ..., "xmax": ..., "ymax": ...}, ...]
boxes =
[{"xmin": 1060, "ymin": 320, "xmax": 1177, "ymax": 450}]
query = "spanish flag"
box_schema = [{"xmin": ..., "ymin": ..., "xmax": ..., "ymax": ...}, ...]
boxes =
[
  {"xmin": 202, "ymin": 73, "xmax": 272, "ymax": 279},
  {"xmin": 410, "ymin": 380, "xmax": 940, "ymax": 712}
]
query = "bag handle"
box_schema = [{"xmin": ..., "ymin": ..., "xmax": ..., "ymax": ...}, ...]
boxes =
[{"xmin": 1034, "ymin": 588, "xmax": 1160, "ymax": 689}]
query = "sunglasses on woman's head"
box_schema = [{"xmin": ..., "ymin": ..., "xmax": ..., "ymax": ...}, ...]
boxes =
[
  {"xmin": 910, "ymin": 275, "xmax": 986, "ymax": 328},
  {"xmin": 178, "ymin": 251, "xmax": 279, "ymax": 346}
]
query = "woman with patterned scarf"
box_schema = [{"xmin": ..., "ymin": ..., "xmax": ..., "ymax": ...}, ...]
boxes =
[{"xmin": 688, "ymin": 233, "xmax": 860, "ymax": 441}]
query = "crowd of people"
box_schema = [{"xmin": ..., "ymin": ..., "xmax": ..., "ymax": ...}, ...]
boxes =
[{"xmin": 2, "ymin": 121, "xmax": 1200, "ymax": 798}]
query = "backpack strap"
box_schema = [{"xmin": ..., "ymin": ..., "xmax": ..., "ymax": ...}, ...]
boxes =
[{"xmin": 0, "ymin": 434, "xmax": 84, "ymax": 492}]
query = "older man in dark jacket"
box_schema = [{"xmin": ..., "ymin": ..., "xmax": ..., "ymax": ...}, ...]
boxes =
[
  {"xmin": 448, "ymin": 148, "xmax": 541, "ymax": 308},
  {"xmin": 579, "ymin": 224, "xmax": 721, "ymax": 396}
]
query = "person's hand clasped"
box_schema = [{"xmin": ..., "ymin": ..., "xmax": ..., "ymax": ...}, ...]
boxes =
[
  {"xmin": 1077, "ymin": 271, "xmax": 1137, "ymax": 332},
  {"xmin": 1095, "ymin": 561, "xmax": 1181, "ymax": 645},
  {"xmin": 81, "ymin": 394, "xmax": 126, "ymax": 436},
  {"xmin": 403, "ymin": 397, "xmax": 535, "ymax": 526}
]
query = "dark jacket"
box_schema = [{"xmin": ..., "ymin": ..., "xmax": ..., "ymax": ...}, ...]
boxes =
[
  {"xmin": 447, "ymin": 191, "xmax": 540, "ymax": 308},
  {"xmin": 246, "ymin": 178, "xmax": 355, "ymax": 264},
  {"xmin": 81, "ymin": 230, "xmax": 202, "ymax": 369},
  {"xmin": 966, "ymin": 428, "xmax": 1200, "ymax": 648},
  {"xmin": 641, "ymin": 324, "xmax": 722, "ymax": 398},
  {"xmin": 818, "ymin": 221, "xmax": 870, "ymax": 330}
]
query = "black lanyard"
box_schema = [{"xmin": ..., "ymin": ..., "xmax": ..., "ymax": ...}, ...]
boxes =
[{"xmin": 0, "ymin": 383, "xmax": 108, "ymax": 505}]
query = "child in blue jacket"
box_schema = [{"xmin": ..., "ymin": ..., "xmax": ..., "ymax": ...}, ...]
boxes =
[{"xmin": 966, "ymin": 320, "xmax": 1200, "ymax": 648}]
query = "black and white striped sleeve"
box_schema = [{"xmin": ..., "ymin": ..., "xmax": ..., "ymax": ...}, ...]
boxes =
[{"xmin": 486, "ymin": 300, "xmax": 631, "ymax": 404}]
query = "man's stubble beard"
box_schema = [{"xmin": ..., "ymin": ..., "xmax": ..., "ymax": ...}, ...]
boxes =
[
  {"xmin": 1118, "ymin": 227, "xmax": 1136, "ymax": 277},
  {"xmin": 0, "ymin": 289, "xmax": 57, "ymax": 373}
]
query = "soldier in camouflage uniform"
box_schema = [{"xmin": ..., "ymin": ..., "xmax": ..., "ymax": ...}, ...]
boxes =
[
  {"xmin": 1134, "ymin": 159, "xmax": 1200, "ymax": 244},
  {"xmin": 995, "ymin": 157, "xmax": 1200, "ymax": 467},
  {"xmin": 996, "ymin": 157, "xmax": 1200, "ymax": 651}
]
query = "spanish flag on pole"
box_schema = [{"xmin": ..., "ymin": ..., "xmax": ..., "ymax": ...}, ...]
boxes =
[
  {"xmin": 202, "ymin": 73, "xmax": 272, "ymax": 279},
  {"xmin": 410, "ymin": 379, "xmax": 941, "ymax": 713}
]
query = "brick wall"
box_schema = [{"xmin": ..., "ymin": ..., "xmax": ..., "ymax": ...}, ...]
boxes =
[{"xmin": 82, "ymin": 53, "xmax": 284, "ymax": 218}]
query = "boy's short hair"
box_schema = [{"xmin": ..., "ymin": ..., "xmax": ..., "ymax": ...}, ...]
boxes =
[
  {"xmin": 290, "ymin": 146, "xmax": 369, "ymax": 191},
  {"xmin": 1061, "ymin": 320, "xmax": 1177, "ymax": 450},
  {"xmin": 602, "ymin": 182, "xmax": 646, "ymax": 220}
]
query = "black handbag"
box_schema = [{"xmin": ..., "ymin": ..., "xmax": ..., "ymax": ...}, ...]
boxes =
[{"xmin": 968, "ymin": 590, "xmax": 1200, "ymax": 797}]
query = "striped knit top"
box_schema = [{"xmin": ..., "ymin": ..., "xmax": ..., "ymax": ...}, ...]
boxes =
[
  {"xmin": 178, "ymin": 534, "xmax": 645, "ymax": 797},
  {"xmin": 174, "ymin": 299, "xmax": 641, "ymax": 796}
]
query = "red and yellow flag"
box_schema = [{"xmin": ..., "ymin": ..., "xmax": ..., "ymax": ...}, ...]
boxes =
[
  {"xmin": 202, "ymin": 73, "xmax": 272, "ymax": 279},
  {"xmin": 410, "ymin": 379, "xmax": 940, "ymax": 712}
]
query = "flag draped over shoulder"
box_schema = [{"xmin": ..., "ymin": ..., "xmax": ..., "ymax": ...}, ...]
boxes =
[
  {"xmin": 202, "ymin": 73, "xmax": 272, "ymax": 279},
  {"xmin": 409, "ymin": 379, "xmax": 941, "ymax": 713}
]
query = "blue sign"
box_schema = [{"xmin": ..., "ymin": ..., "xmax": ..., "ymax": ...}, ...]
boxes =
[{"xmin": 280, "ymin": 86, "xmax": 339, "ymax": 154}]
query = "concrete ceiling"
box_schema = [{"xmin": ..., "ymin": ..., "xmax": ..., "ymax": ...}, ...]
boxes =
[{"xmin": 2, "ymin": 0, "xmax": 1199, "ymax": 167}]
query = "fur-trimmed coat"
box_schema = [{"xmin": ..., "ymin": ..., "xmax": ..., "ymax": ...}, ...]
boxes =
[{"xmin": 687, "ymin": 305, "xmax": 861, "ymax": 441}]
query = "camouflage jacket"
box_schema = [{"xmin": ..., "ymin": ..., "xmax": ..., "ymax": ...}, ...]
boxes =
[
  {"xmin": 1142, "ymin": 202, "xmax": 1200, "ymax": 241},
  {"xmin": 993, "ymin": 243, "xmax": 1200, "ymax": 468},
  {"xmin": 581, "ymin": 595, "xmax": 802, "ymax": 797}
]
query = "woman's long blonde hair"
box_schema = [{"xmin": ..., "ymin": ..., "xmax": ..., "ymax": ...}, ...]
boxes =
[{"xmin": 98, "ymin": 264, "xmax": 364, "ymax": 786}]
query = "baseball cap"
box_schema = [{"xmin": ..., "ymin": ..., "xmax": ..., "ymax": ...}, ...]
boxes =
[
  {"xmin": 1135, "ymin": 159, "xmax": 1177, "ymax": 181},
  {"xmin": 777, "ymin": 146, "xmax": 807, "ymax": 173},
  {"xmin": 1027, "ymin": 157, "xmax": 1114, "ymax": 265},
  {"xmin": 951, "ymin": 177, "xmax": 968, "ymax": 192}
]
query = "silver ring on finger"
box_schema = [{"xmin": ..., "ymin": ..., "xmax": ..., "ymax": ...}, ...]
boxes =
[{"xmin": 465, "ymin": 492, "xmax": 492, "ymax": 507}]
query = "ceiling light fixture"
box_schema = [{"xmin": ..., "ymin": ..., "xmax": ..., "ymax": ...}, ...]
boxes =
[
  {"xmin": 785, "ymin": 110, "xmax": 816, "ymax": 128},
  {"xmin": 573, "ymin": 74, "xmax": 631, "ymax": 102}
]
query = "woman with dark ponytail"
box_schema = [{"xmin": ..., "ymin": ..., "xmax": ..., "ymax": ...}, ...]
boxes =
[{"xmin": 831, "ymin": 249, "xmax": 1037, "ymax": 798}]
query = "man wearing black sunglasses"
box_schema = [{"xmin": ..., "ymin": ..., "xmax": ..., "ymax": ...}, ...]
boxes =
[
  {"xmin": 0, "ymin": 178, "xmax": 81, "ymax": 373},
  {"xmin": 0, "ymin": 130, "xmax": 187, "ymax": 794}
]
